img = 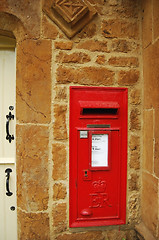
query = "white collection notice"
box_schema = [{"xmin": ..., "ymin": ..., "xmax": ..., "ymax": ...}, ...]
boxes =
[{"xmin": 91, "ymin": 134, "xmax": 108, "ymax": 167}]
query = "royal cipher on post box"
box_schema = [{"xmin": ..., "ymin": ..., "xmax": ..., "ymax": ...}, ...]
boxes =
[{"xmin": 69, "ymin": 86, "xmax": 128, "ymax": 228}]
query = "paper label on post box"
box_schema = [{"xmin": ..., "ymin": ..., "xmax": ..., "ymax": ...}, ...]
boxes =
[{"xmin": 91, "ymin": 134, "xmax": 108, "ymax": 167}]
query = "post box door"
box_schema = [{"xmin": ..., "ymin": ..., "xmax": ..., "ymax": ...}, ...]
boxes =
[{"xmin": 76, "ymin": 129, "xmax": 123, "ymax": 226}]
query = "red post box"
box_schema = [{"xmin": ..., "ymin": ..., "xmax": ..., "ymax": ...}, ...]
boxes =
[{"xmin": 69, "ymin": 86, "xmax": 128, "ymax": 228}]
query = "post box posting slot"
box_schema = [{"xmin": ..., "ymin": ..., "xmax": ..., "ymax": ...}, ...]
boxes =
[
  {"xmin": 79, "ymin": 101, "xmax": 120, "ymax": 118},
  {"xmin": 70, "ymin": 86, "xmax": 128, "ymax": 228}
]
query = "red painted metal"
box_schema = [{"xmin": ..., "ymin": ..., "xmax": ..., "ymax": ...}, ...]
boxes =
[{"xmin": 69, "ymin": 86, "xmax": 128, "ymax": 228}]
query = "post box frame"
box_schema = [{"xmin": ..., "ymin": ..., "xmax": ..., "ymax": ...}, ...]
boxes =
[{"xmin": 69, "ymin": 86, "xmax": 128, "ymax": 228}]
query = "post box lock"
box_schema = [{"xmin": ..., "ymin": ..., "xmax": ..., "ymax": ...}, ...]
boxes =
[
  {"xmin": 83, "ymin": 170, "xmax": 91, "ymax": 181},
  {"xmin": 70, "ymin": 87, "xmax": 128, "ymax": 228}
]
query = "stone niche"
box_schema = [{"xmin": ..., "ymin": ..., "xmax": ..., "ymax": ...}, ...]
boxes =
[{"xmin": 43, "ymin": 0, "xmax": 97, "ymax": 38}]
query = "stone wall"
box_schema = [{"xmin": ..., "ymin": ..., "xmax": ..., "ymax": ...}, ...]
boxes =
[
  {"xmin": 0, "ymin": 0, "xmax": 142, "ymax": 239},
  {"xmin": 141, "ymin": 0, "xmax": 159, "ymax": 239}
]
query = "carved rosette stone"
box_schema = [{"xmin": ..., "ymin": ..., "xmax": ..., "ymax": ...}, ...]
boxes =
[{"xmin": 43, "ymin": 0, "xmax": 97, "ymax": 38}]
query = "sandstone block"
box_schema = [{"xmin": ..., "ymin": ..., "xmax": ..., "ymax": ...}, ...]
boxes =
[
  {"xmin": 154, "ymin": 138, "xmax": 159, "ymax": 178},
  {"xmin": 17, "ymin": 210, "xmax": 50, "ymax": 240},
  {"xmin": 118, "ymin": 70, "xmax": 139, "ymax": 85},
  {"xmin": 52, "ymin": 143, "xmax": 67, "ymax": 180},
  {"xmin": 153, "ymin": 0, "xmax": 159, "ymax": 40},
  {"xmin": 130, "ymin": 108, "xmax": 141, "ymax": 130},
  {"xmin": 107, "ymin": 230, "xmax": 125, "ymax": 240},
  {"xmin": 129, "ymin": 135, "xmax": 140, "ymax": 151},
  {"xmin": 142, "ymin": 172, "xmax": 158, "ymax": 237},
  {"xmin": 142, "ymin": 0, "xmax": 152, "ymax": 48},
  {"xmin": 143, "ymin": 41, "xmax": 159, "ymax": 109},
  {"xmin": 16, "ymin": 125, "xmax": 49, "ymax": 211},
  {"xmin": 102, "ymin": 20, "xmax": 139, "ymax": 39},
  {"xmin": 16, "ymin": 39, "xmax": 51, "ymax": 124},
  {"xmin": 53, "ymin": 183, "xmax": 67, "ymax": 200},
  {"xmin": 56, "ymin": 231, "xmax": 104, "ymax": 240},
  {"xmin": 143, "ymin": 110, "xmax": 154, "ymax": 173},
  {"xmin": 96, "ymin": 55, "xmax": 106, "ymax": 65},
  {"xmin": 56, "ymin": 52, "xmax": 91, "ymax": 64},
  {"xmin": 130, "ymin": 89, "xmax": 141, "ymax": 105},
  {"xmin": 53, "ymin": 104, "xmax": 67, "ymax": 140},
  {"xmin": 154, "ymin": 108, "xmax": 159, "ymax": 177},
  {"xmin": 53, "ymin": 203, "xmax": 67, "ymax": 233},
  {"xmin": 42, "ymin": 14, "xmax": 58, "ymax": 39},
  {"xmin": 128, "ymin": 193, "xmax": 140, "ymax": 223},
  {"xmin": 76, "ymin": 40, "xmax": 109, "ymax": 52},
  {"xmin": 130, "ymin": 151, "xmax": 140, "ymax": 170},
  {"xmin": 2, "ymin": 0, "xmax": 41, "ymax": 38},
  {"xmin": 54, "ymin": 86, "xmax": 67, "ymax": 101},
  {"xmin": 108, "ymin": 57, "xmax": 139, "ymax": 67},
  {"xmin": 115, "ymin": 0, "xmax": 139, "ymax": 18},
  {"xmin": 110, "ymin": 39, "xmax": 139, "ymax": 53},
  {"xmin": 56, "ymin": 66, "xmax": 114, "ymax": 86},
  {"xmin": 77, "ymin": 22, "xmax": 96, "ymax": 38},
  {"xmin": 54, "ymin": 41, "xmax": 73, "ymax": 50},
  {"xmin": 129, "ymin": 135, "xmax": 140, "ymax": 170},
  {"xmin": 129, "ymin": 173, "xmax": 140, "ymax": 191}
]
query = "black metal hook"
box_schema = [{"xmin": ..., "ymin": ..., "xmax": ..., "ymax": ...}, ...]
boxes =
[
  {"xmin": 6, "ymin": 111, "xmax": 14, "ymax": 143},
  {"xmin": 5, "ymin": 168, "xmax": 13, "ymax": 196}
]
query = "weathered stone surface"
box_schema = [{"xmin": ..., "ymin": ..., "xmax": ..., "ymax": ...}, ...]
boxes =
[
  {"xmin": 42, "ymin": 14, "xmax": 59, "ymax": 39},
  {"xmin": 16, "ymin": 125, "xmax": 49, "ymax": 211},
  {"xmin": 107, "ymin": 229, "xmax": 137, "ymax": 240},
  {"xmin": 100, "ymin": 0, "xmax": 139, "ymax": 19},
  {"xmin": 142, "ymin": 172, "xmax": 158, "ymax": 237},
  {"xmin": 16, "ymin": 39, "xmax": 51, "ymax": 124},
  {"xmin": 56, "ymin": 66, "xmax": 114, "ymax": 85},
  {"xmin": 52, "ymin": 143, "xmax": 67, "ymax": 180},
  {"xmin": 129, "ymin": 135, "xmax": 140, "ymax": 170},
  {"xmin": 143, "ymin": 40, "xmax": 159, "ymax": 109},
  {"xmin": 129, "ymin": 173, "xmax": 140, "ymax": 191},
  {"xmin": 0, "ymin": 12, "xmax": 27, "ymax": 41},
  {"xmin": 154, "ymin": 108, "xmax": 159, "ymax": 177},
  {"xmin": 108, "ymin": 57, "xmax": 139, "ymax": 67},
  {"xmin": 130, "ymin": 89, "xmax": 141, "ymax": 105},
  {"xmin": 56, "ymin": 52, "xmax": 91, "ymax": 63},
  {"xmin": 142, "ymin": 0, "xmax": 152, "ymax": 49},
  {"xmin": 153, "ymin": 0, "xmax": 159, "ymax": 40},
  {"xmin": 130, "ymin": 108, "xmax": 141, "ymax": 130},
  {"xmin": 54, "ymin": 41, "xmax": 73, "ymax": 50},
  {"xmin": 53, "ymin": 104, "xmax": 67, "ymax": 140},
  {"xmin": 128, "ymin": 193, "xmax": 140, "ymax": 223},
  {"xmin": 1, "ymin": 0, "xmax": 41, "ymax": 38},
  {"xmin": 107, "ymin": 230, "xmax": 126, "ymax": 240},
  {"xmin": 136, "ymin": 222, "xmax": 157, "ymax": 240},
  {"xmin": 130, "ymin": 151, "xmax": 140, "ymax": 170},
  {"xmin": 102, "ymin": 20, "xmax": 139, "ymax": 39},
  {"xmin": 17, "ymin": 210, "xmax": 50, "ymax": 240},
  {"xmin": 54, "ymin": 86, "xmax": 67, "ymax": 101},
  {"xmin": 53, "ymin": 183, "xmax": 67, "ymax": 200},
  {"xmin": 77, "ymin": 22, "xmax": 96, "ymax": 38},
  {"xmin": 96, "ymin": 55, "xmax": 105, "ymax": 64},
  {"xmin": 118, "ymin": 70, "xmax": 139, "ymax": 85},
  {"xmin": 56, "ymin": 231, "xmax": 104, "ymax": 240},
  {"xmin": 76, "ymin": 40, "xmax": 109, "ymax": 52},
  {"xmin": 143, "ymin": 110, "xmax": 154, "ymax": 173},
  {"xmin": 53, "ymin": 203, "xmax": 67, "ymax": 233},
  {"xmin": 110, "ymin": 39, "xmax": 139, "ymax": 53},
  {"xmin": 43, "ymin": 0, "xmax": 97, "ymax": 38},
  {"xmin": 129, "ymin": 135, "xmax": 140, "ymax": 151},
  {"xmin": 115, "ymin": 0, "xmax": 139, "ymax": 18}
]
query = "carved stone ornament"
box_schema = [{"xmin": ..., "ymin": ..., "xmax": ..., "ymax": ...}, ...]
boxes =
[{"xmin": 43, "ymin": 0, "xmax": 97, "ymax": 38}]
